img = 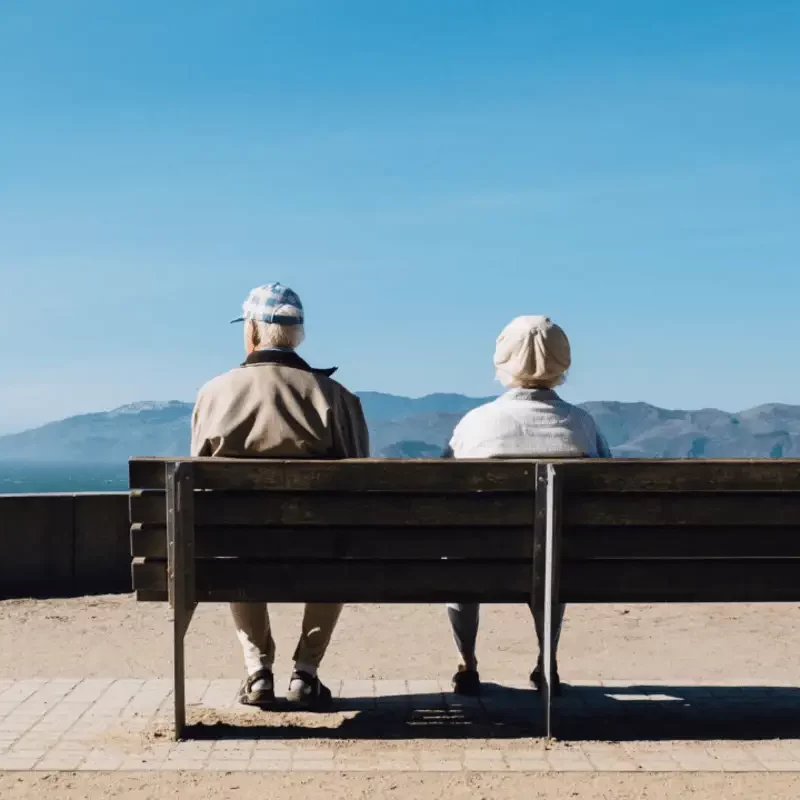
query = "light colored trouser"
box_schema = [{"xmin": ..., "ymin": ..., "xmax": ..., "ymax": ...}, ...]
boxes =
[
  {"xmin": 230, "ymin": 602, "xmax": 343, "ymax": 676},
  {"xmin": 446, "ymin": 602, "xmax": 566, "ymax": 671}
]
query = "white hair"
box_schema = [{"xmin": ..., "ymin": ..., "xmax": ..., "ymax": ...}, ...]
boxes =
[
  {"xmin": 496, "ymin": 369, "xmax": 566, "ymax": 390},
  {"xmin": 250, "ymin": 320, "xmax": 305, "ymax": 350}
]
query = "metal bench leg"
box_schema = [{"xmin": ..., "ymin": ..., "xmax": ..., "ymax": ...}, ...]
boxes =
[
  {"xmin": 543, "ymin": 464, "xmax": 555, "ymax": 738},
  {"xmin": 167, "ymin": 462, "xmax": 196, "ymax": 741},
  {"xmin": 535, "ymin": 463, "xmax": 562, "ymax": 740}
]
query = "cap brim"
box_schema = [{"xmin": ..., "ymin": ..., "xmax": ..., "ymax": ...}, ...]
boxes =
[{"xmin": 230, "ymin": 317, "xmax": 245, "ymax": 324}]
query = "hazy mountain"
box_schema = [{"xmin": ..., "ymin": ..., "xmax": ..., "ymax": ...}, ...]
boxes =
[{"xmin": 1, "ymin": 393, "xmax": 799, "ymax": 462}]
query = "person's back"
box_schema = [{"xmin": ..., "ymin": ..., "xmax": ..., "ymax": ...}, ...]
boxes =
[
  {"xmin": 448, "ymin": 387, "xmax": 608, "ymax": 460},
  {"xmin": 193, "ymin": 350, "xmax": 367, "ymax": 460}
]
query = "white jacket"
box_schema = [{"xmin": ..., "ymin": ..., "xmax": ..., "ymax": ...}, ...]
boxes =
[{"xmin": 448, "ymin": 388, "xmax": 611, "ymax": 459}]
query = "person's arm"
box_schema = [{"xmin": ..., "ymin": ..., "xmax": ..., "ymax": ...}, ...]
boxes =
[
  {"xmin": 190, "ymin": 393, "xmax": 212, "ymax": 457},
  {"xmin": 350, "ymin": 397, "xmax": 370, "ymax": 458},
  {"xmin": 334, "ymin": 393, "xmax": 370, "ymax": 458},
  {"xmin": 596, "ymin": 429, "xmax": 613, "ymax": 458},
  {"xmin": 441, "ymin": 419, "xmax": 463, "ymax": 459}
]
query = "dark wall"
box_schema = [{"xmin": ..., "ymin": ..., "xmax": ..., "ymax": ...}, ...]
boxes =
[{"xmin": 0, "ymin": 493, "xmax": 130, "ymax": 598}]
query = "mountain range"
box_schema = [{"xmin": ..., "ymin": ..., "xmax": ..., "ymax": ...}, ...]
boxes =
[{"xmin": 1, "ymin": 393, "xmax": 799, "ymax": 462}]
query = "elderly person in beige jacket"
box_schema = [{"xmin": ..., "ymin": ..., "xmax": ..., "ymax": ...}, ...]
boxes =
[
  {"xmin": 191, "ymin": 283, "xmax": 369, "ymax": 710},
  {"xmin": 444, "ymin": 315, "xmax": 611, "ymax": 697}
]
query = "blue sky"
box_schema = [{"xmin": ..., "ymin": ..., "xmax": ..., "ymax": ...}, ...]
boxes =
[{"xmin": 1, "ymin": 0, "xmax": 799, "ymax": 433}]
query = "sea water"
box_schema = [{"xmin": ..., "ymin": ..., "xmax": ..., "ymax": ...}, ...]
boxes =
[{"xmin": 0, "ymin": 461, "xmax": 128, "ymax": 494}]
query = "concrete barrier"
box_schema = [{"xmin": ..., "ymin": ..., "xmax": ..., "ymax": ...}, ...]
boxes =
[{"xmin": 0, "ymin": 493, "xmax": 130, "ymax": 598}]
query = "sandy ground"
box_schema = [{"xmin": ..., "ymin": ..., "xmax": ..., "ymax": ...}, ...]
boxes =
[
  {"xmin": 3, "ymin": 596, "xmax": 800, "ymax": 683},
  {"xmin": 4, "ymin": 596, "xmax": 800, "ymax": 798},
  {"xmin": 3, "ymin": 773, "xmax": 800, "ymax": 800}
]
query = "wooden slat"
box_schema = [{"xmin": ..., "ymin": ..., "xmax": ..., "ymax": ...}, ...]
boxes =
[
  {"xmin": 131, "ymin": 524, "xmax": 532, "ymax": 559},
  {"xmin": 562, "ymin": 526, "xmax": 800, "ymax": 559},
  {"xmin": 130, "ymin": 457, "xmax": 538, "ymax": 493},
  {"xmin": 132, "ymin": 559, "xmax": 530, "ymax": 602},
  {"xmin": 561, "ymin": 559, "xmax": 800, "ymax": 603},
  {"xmin": 558, "ymin": 460, "xmax": 800, "ymax": 493},
  {"xmin": 130, "ymin": 490, "xmax": 534, "ymax": 527},
  {"xmin": 564, "ymin": 493, "xmax": 800, "ymax": 526}
]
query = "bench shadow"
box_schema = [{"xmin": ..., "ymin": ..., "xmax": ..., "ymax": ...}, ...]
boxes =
[{"xmin": 182, "ymin": 683, "xmax": 800, "ymax": 743}]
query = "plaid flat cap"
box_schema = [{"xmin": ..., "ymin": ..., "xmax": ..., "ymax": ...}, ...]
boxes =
[{"xmin": 231, "ymin": 283, "xmax": 304, "ymax": 325}]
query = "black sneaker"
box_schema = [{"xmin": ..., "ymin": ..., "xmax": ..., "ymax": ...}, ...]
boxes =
[
  {"xmin": 530, "ymin": 664, "xmax": 562, "ymax": 696},
  {"xmin": 286, "ymin": 671, "xmax": 333, "ymax": 710},
  {"xmin": 237, "ymin": 668, "xmax": 276, "ymax": 708},
  {"xmin": 451, "ymin": 665, "xmax": 481, "ymax": 696}
]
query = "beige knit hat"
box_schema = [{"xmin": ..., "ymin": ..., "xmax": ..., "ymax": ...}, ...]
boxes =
[{"xmin": 494, "ymin": 316, "xmax": 571, "ymax": 389}]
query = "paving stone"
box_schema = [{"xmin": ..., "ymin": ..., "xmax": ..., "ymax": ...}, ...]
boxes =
[
  {"xmin": 204, "ymin": 759, "xmax": 250, "ymax": 771},
  {"xmin": 94, "ymin": 680, "xmax": 146, "ymax": 713},
  {"xmin": 547, "ymin": 752, "xmax": 594, "ymax": 771},
  {"xmin": 0, "ymin": 681, "xmax": 48, "ymax": 705},
  {"xmin": 335, "ymin": 756, "xmax": 380, "ymax": 771},
  {"xmin": 504, "ymin": 760, "xmax": 549, "ymax": 772},
  {"xmin": 671, "ymin": 752, "xmax": 724, "ymax": 771},
  {"xmin": 250, "ymin": 751, "xmax": 291, "ymax": 762},
  {"xmin": 0, "ymin": 754, "xmax": 41, "ymax": 770},
  {"xmin": 749, "ymin": 745, "xmax": 795, "ymax": 763},
  {"xmin": 121, "ymin": 680, "xmax": 172, "ymax": 719},
  {"xmin": 201, "ymin": 679, "xmax": 240, "ymax": 708},
  {"xmin": 293, "ymin": 747, "xmax": 335, "ymax": 760},
  {"xmin": 419, "ymin": 759, "xmax": 462, "ymax": 772},
  {"xmin": 290, "ymin": 759, "xmax": 337, "ymax": 771},
  {"xmin": 77, "ymin": 759, "xmax": 123, "ymax": 771},
  {"xmin": 185, "ymin": 679, "xmax": 211, "ymax": 705},
  {"xmin": 377, "ymin": 680, "xmax": 408, "ymax": 697},
  {"xmin": 253, "ymin": 741, "xmax": 290, "ymax": 752},
  {"xmin": 248, "ymin": 760, "xmax": 293, "ymax": 771},
  {"xmin": 339, "ymin": 681, "xmax": 376, "ymax": 709},
  {"xmin": 34, "ymin": 753, "xmax": 86, "ymax": 771},
  {"xmin": 718, "ymin": 760, "xmax": 764, "ymax": 772},
  {"xmin": 633, "ymin": 757, "xmax": 682, "ymax": 772},
  {"xmin": 14, "ymin": 735, "xmax": 63, "ymax": 750},
  {"xmin": 49, "ymin": 742, "xmax": 92, "ymax": 754},
  {"xmin": 62, "ymin": 679, "xmax": 115, "ymax": 705},
  {"xmin": 159, "ymin": 760, "xmax": 206, "ymax": 771},
  {"xmin": 586, "ymin": 756, "xmax": 640, "ymax": 771}
]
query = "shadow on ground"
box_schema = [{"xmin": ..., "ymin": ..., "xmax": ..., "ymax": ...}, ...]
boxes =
[{"xmin": 182, "ymin": 683, "xmax": 800, "ymax": 742}]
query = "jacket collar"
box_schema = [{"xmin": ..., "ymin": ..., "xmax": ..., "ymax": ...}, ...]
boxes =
[
  {"xmin": 502, "ymin": 388, "xmax": 559, "ymax": 402},
  {"xmin": 242, "ymin": 348, "xmax": 338, "ymax": 378}
]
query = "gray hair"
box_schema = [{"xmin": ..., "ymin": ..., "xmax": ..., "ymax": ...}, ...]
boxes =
[{"xmin": 251, "ymin": 320, "xmax": 305, "ymax": 350}]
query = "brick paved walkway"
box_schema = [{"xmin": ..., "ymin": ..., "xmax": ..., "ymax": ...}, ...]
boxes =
[{"xmin": 3, "ymin": 678, "xmax": 800, "ymax": 772}]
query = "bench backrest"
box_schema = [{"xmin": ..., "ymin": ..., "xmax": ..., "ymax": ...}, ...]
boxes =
[
  {"xmin": 130, "ymin": 457, "xmax": 541, "ymax": 603},
  {"xmin": 554, "ymin": 460, "xmax": 800, "ymax": 603},
  {"xmin": 130, "ymin": 457, "xmax": 800, "ymax": 605}
]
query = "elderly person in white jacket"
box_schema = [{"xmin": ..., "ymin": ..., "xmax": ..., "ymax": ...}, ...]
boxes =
[{"xmin": 444, "ymin": 315, "xmax": 611, "ymax": 697}]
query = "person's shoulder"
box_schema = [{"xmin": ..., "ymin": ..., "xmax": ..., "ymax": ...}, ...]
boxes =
[
  {"xmin": 453, "ymin": 397, "xmax": 505, "ymax": 432},
  {"xmin": 324, "ymin": 376, "xmax": 362, "ymax": 406},
  {"xmin": 195, "ymin": 366, "xmax": 246, "ymax": 402},
  {"xmin": 560, "ymin": 399, "xmax": 600, "ymax": 430}
]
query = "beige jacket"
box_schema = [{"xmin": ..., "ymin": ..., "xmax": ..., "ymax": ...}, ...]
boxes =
[{"xmin": 191, "ymin": 349, "xmax": 369, "ymax": 459}]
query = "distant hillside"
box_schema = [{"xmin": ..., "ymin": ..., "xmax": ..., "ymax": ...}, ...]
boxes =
[{"xmin": 1, "ymin": 393, "xmax": 799, "ymax": 462}]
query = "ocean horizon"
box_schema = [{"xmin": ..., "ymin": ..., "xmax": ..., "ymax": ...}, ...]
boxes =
[{"xmin": 0, "ymin": 461, "xmax": 129, "ymax": 494}]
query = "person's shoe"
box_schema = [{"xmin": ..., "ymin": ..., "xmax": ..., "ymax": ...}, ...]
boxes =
[
  {"xmin": 530, "ymin": 664, "xmax": 562, "ymax": 696},
  {"xmin": 237, "ymin": 668, "xmax": 276, "ymax": 708},
  {"xmin": 451, "ymin": 664, "xmax": 481, "ymax": 696},
  {"xmin": 286, "ymin": 671, "xmax": 333, "ymax": 710}
]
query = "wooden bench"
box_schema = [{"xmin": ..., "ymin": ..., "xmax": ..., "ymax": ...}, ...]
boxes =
[{"xmin": 129, "ymin": 456, "xmax": 800, "ymax": 740}]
